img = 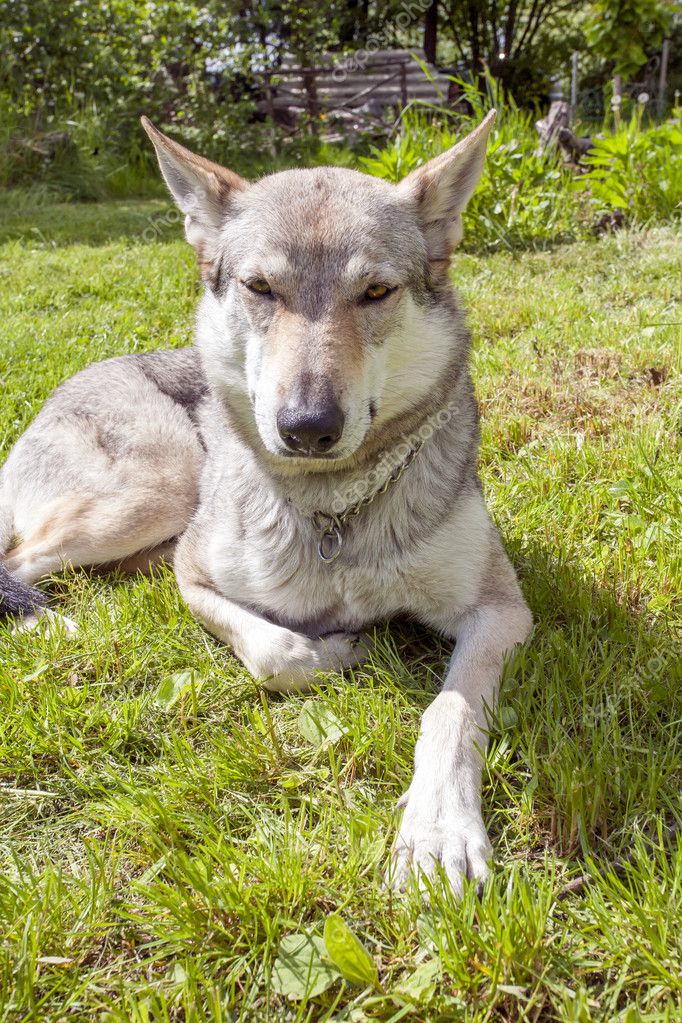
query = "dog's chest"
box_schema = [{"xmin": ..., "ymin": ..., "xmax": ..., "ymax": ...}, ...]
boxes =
[{"xmin": 208, "ymin": 490, "xmax": 411, "ymax": 633}]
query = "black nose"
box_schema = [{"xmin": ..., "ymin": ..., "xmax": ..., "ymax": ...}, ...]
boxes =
[{"xmin": 277, "ymin": 403, "xmax": 345, "ymax": 454}]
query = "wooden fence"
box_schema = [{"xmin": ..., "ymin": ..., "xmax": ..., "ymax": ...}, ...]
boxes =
[{"xmin": 254, "ymin": 48, "xmax": 452, "ymax": 146}]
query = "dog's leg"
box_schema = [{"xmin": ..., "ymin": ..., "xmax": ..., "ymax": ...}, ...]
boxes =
[
  {"xmin": 5, "ymin": 494, "xmax": 186, "ymax": 585},
  {"xmin": 4, "ymin": 493, "xmax": 190, "ymax": 637},
  {"xmin": 391, "ymin": 599, "xmax": 532, "ymax": 895},
  {"xmin": 178, "ymin": 577, "xmax": 367, "ymax": 692}
]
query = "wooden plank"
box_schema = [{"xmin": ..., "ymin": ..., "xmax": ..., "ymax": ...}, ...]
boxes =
[{"xmin": 254, "ymin": 48, "xmax": 450, "ymax": 123}]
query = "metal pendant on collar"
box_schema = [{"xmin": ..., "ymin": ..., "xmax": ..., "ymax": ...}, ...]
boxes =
[
  {"xmin": 313, "ymin": 512, "xmax": 344, "ymax": 563},
  {"xmin": 312, "ymin": 436, "xmax": 425, "ymax": 563}
]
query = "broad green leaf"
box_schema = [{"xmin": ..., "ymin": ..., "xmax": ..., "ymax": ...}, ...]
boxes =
[
  {"xmin": 393, "ymin": 959, "xmax": 440, "ymax": 1002},
  {"xmin": 298, "ymin": 701, "xmax": 348, "ymax": 746},
  {"xmin": 499, "ymin": 706, "xmax": 518, "ymax": 730},
  {"xmin": 271, "ymin": 933, "xmax": 339, "ymax": 1000},
  {"xmin": 154, "ymin": 670, "xmax": 197, "ymax": 711},
  {"xmin": 323, "ymin": 914, "xmax": 379, "ymax": 988}
]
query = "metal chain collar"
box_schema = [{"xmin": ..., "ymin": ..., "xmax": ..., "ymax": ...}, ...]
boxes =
[{"xmin": 312, "ymin": 437, "xmax": 425, "ymax": 563}]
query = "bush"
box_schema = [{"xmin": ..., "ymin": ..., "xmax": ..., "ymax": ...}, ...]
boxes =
[
  {"xmin": 361, "ymin": 76, "xmax": 681, "ymax": 251},
  {"xmin": 0, "ymin": 98, "xmax": 166, "ymax": 200},
  {"xmin": 577, "ymin": 105, "xmax": 682, "ymax": 226},
  {"xmin": 0, "ymin": 0, "xmax": 269, "ymax": 197},
  {"xmin": 360, "ymin": 76, "xmax": 580, "ymax": 251}
]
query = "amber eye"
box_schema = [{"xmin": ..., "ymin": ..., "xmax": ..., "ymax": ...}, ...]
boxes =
[
  {"xmin": 245, "ymin": 278, "xmax": 272, "ymax": 295},
  {"xmin": 364, "ymin": 284, "xmax": 392, "ymax": 301}
]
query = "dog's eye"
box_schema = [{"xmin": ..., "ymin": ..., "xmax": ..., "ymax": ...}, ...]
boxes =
[
  {"xmin": 364, "ymin": 284, "xmax": 392, "ymax": 301},
  {"xmin": 245, "ymin": 278, "xmax": 272, "ymax": 295}
]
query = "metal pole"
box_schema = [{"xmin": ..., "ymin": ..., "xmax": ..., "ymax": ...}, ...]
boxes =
[{"xmin": 657, "ymin": 39, "xmax": 670, "ymax": 119}]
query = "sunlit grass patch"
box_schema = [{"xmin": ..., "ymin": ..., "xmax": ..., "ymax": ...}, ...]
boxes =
[{"xmin": 1, "ymin": 204, "xmax": 680, "ymax": 1020}]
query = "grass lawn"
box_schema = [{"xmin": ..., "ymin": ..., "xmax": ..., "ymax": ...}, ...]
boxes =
[{"xmin": 0, "ymin": 198, "xmax": 680, "ymax": 1022}]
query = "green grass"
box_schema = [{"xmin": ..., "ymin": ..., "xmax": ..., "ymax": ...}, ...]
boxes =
[{"xmin": 1, "ymin": 199, "xmax": 681, "ymax": 1021}]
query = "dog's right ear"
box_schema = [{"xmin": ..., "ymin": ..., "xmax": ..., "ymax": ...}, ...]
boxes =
[{"xmin": 141, "ymin": 117, "xmax": 248, "ymax": 256}]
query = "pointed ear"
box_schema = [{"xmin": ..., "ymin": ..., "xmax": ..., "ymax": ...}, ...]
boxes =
[
  {"xmin": 140, "ymin": 116, "xmax": 248, "ymax": 260},
  {"xmin": 398, "ymin": 109, "xmax": 496, "ymax": 260}
]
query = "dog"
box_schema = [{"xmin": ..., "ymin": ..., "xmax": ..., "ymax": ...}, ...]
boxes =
[{"xmin": 0, "ymin": 110, "xmax": 532, "ymax": 894}]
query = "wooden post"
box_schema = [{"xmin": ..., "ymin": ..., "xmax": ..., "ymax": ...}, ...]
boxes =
[
  {"xmin": 570, "ymin": 52, "xmax": 578, "ymax": 115},
  {"xmin": 399, "ymin": 62, "xmax": 408, "ymax": 109},
  {"xmin": 302, "ymin": 67, "xmax": 319, "ymax": 138},
  {"xmin": 612, "ymin": 73, "xmax": 622, "ymax": 124},
  {"xmin": 535, "ymin": 100, "xmax": 571, "ymax": 154},
  {"xmin": 657, "ymin": 39, "xmax": 670, "ymax": 119}
]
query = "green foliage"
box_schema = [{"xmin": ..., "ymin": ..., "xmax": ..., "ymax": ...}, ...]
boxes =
[
  {"xmin": 443, "ymin": 0, "xmax": 585, "ymax": 104},
  {"xmin": 298, "ymin": 700, "xmax": 349, "ymax": 745},
  {"xmin": 271, "ymin": 933, "xmax": 340, "ymax": 1000},
  {"xmin": 2, "ymin": 0, "xmax": 679, "ymax": 210},
  {"xmin": 0, "ymin": 98, "xmax": 167, "ymax": 199},
  {"xmin": 362, "ymin": 75, "xmax": 681, "ymax": 249},
  {"xmin": 0, "ymin": 0, "xmax": 360, "ymax": 193},
  {"xmin": 271, "ymin": 915, "xmax": 380, "ymax": 1002},
  {"xmin": 0, "ymin": 1, "xmax": 249, "ymax": 138},
  {"xmin": 361, "ymin": 78, "xmax": 579, "ymax": 251},
  {"xmin": 579, "ymin": 109, "xmax": 682, "ymax": 224},
  {"xmin": 154, "ymin": 669, "xmax": 201, "ymax": 712},
  {"xmin": 584, "ymin": 0, "xmax": 674, "ymax": 78}
]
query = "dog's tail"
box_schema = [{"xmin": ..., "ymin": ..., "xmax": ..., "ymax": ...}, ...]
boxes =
[{"xmin": 0, "ymin": 498, "xmax": 47, "ymax": 620}]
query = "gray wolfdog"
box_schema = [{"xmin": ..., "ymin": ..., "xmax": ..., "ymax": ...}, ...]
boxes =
[{"xmin": 0, "ymin": 110, "xmax": 532, "ymax": 894}]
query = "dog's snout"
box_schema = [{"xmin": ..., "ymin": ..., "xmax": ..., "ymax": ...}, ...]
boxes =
[{"xmin": 277, "ymin": 403, "xmax": 345, "ymax": 455}]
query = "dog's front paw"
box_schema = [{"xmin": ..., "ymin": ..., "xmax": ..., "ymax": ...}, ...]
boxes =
[
  {"xmin": 244, "ymin": 627, "xmax": 369, "ymax": 693},
  {"xmin": 389, "ymin": 794, "xmax": 492, "ymax": 898}
]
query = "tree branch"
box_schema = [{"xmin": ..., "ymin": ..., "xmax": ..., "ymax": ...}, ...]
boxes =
[
  {"xmin": 512, "ymin": 0, "xmax": 549, "ymax": 59},
  {"xmin": 445, "ymin": 1, "xmax": 468, "ymax": 64}
]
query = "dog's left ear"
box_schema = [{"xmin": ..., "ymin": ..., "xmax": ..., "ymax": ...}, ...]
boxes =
[
  {"xmin": 141, "ymin": 117, "xmax": 248, "ymax": 259},
  {"xmin": 398, "ymin": 109, "xmax": 496, "ymax": 260}
]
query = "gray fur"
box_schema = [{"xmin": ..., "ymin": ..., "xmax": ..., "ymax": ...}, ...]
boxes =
[{"xmin": 1, "ymin": 111, "xmax": 533, "ymax": 895}]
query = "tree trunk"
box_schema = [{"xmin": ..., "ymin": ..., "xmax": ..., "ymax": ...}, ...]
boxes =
[
  {"xmin": 339, "ymin": 0, "xmax": 361, "ymax": 44},
  {"xmin": 424, "ymin": 0, "xmax": 439, "ymax": 64},
  {"xmin": 468, "ymin": 1, "xmax": 482, "ymax": 85}
]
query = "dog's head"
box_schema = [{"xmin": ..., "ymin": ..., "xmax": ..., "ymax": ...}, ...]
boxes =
[{"xmin": 142, "ymin": 112, "xmax": 495, "ymax": 469}]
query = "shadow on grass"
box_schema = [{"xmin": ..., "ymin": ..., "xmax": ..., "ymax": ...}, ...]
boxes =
[
  {"xmin": 489, "ymin": 539, "xmax": 680, "ymax": 864},
  {"xmin": 0, "ymin": 189, "xmax": 586, "ymax": 255},
  {"xmin": 335, "ymin": 537, "xmax": 681, "ymax": 870}
]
